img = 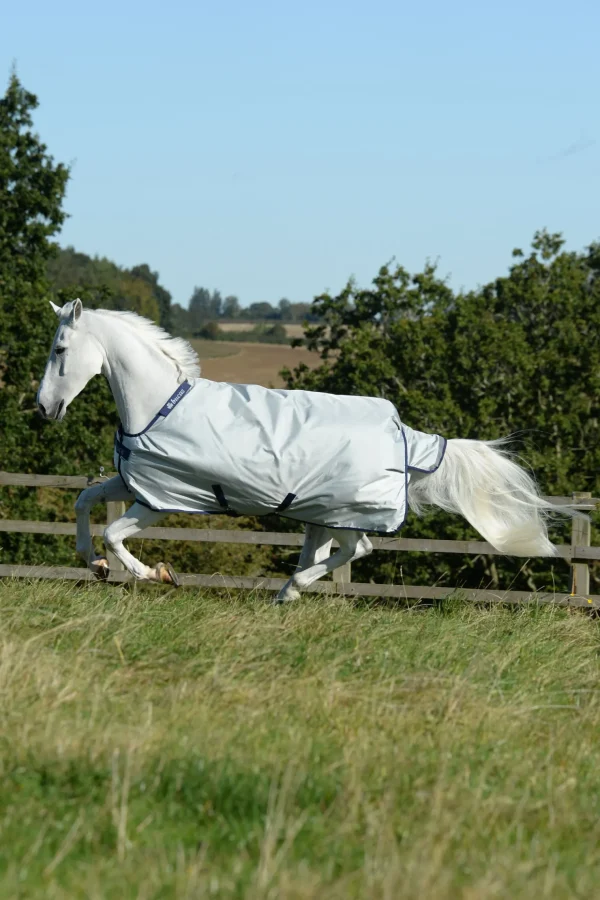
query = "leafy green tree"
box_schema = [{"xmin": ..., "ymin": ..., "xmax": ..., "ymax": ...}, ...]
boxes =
[
  {"xmin": 170, "ymin": 302, "xmax": 192, "ymax": 335},
  {"xmin": 114, "ymin": 273, "xmax": 159, "ymax": 320},
  {"xmin": 283, "ymin": 234, "xmax": 600, "ymax": 592},
  {"xmin": 0, "ymin": 72, "xmax": 68, "ymax": 391},
  {"xmin": 266, "ymin": 322, "xmax": 287, "ymax": 342},
  {"xmin": 198, "ymin": 320, "xmax": 222, "ymax": 340},
  {"xmin": 47, "ymin": 248, "xmax": 171, "ymax": 327},
  {"xmin": 129, "ymin": 264, "xmax": 172, "ymax": 329},
  {"xmin": 0, "ymin": 74, "xmax": 280, "ymax": 578},
  {"xmin": 278, "ymin": 298, "xmax": 292, "ymax": 320},
  {"xmin": 223, "ymin": 294, "xmax": 240, "ymax": 318},
  {"xmin": 289, "ymin": 301, "xmax": 316, "ymax": 322},
  {"xmin": 0, "ymin": 74, "xmax": 119, "ymax": 563},
  {"xmin": 188, "ymin": 287, "xmax": 223, "ymax": 331},
  {"xmin": 245, "ymin": 301, "xmax": 276, "ymax": 320},
  {"xmin": 46, "ymin": 246, "xmax": 117, "ymax": 290}
]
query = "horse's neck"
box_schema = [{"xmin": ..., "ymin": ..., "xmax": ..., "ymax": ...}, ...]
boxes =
[{"xmin": 95, "ymin": 317, "xmax": 181, "ymax": 434}]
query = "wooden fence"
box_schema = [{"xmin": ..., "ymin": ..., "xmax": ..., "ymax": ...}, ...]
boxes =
[{"xmin": 0, "ymin": 471, "xmax": 599, "ymax": 608}]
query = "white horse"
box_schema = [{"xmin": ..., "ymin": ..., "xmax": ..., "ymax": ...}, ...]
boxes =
[{"xmin": 37, "ymin": 299, "xmax": 567, "ymax": 601}]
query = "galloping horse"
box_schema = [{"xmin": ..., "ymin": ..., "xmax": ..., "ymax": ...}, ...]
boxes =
[{"xmin": 37, "ymin": 300, "xmax": 566, "ymax": 601}]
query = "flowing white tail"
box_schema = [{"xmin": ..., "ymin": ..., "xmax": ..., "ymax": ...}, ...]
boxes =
[{"xmin": 408, "ymin": 439, "xmax": 573, "ymax": 557}]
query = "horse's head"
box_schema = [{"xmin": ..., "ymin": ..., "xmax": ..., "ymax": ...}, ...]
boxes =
[{"xmin": 37, "ymin": 300, "xmax": 104, "ymax": 421}]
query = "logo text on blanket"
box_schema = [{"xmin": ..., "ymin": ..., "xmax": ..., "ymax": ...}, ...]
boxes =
[{"xmin": 159, "ymin": 381, "xmax": 192, "ymax": 418}]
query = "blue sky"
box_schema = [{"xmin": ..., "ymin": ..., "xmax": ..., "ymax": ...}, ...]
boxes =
[{"xmin": 2, "ymin": 0, "xmax": 598, "ymax": 308}]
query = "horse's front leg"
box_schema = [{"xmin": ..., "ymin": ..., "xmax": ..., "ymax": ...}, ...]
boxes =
[
  {"xmin": 75, "ymin": 476, "xmax": 132, "ymax": 578},
  {"xmin": 103, "ymin": 501, "xmax": 178, "ymax": 585},
  {"xmin": 278, "ymin": 529, "xmax": 373, "ymax": 603}
]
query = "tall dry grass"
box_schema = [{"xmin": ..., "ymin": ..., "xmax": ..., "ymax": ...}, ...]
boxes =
[{"xmin": 0, "ymin": 580, "xmax": 599, "ymax": 898}]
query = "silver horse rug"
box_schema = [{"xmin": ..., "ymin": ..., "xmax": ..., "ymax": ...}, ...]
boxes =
[{"xmin": 114, "ymin": 379, "xmax": 446, "ymax": 535}]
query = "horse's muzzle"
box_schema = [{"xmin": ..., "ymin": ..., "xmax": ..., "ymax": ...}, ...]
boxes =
[{"xmin": 38, "ymin": 399, "xmax": 65, "ymax": 420}]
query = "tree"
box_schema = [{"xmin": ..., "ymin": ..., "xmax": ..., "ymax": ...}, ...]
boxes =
[
  {"xmin": 283, "ymin": 233, "xmax": 600, "ymax": 591},
  {"xmin": 170, "ymin": 302, "xmax": 192, "ymax": 335},
  {"xmin": 198, "ymin": 320, "xmax": 221, "ymax": 340},
  {"xmin": 246, "ymin": 301, "xmax": 276, "ymax": 320},
  {"xmin": 278, "ymin": 298, "xmax": 292, "ymax": 320},
  {"xmin": 223, "ymin": 294, "xmax": 240, "ymax": 319},
  {"xmin": 0, "ymin": 74, "xmax": 300, "ymax": 580},
  {"xmin": 0, "ymin": 72, "xmax": 69, "ymax": 396},
  {"xmin": 47, "ymin": 248, "xmax": 172, "ymax": 328},
  {"xmin": 188, "ymin": 287, "xmax": 223, "ymax": 331},
  {"xmin": 288, "ymin": 301, "xmax": 315, "ymax": 322},
  {"xmin": 266, "ymin": 322, "xmax": 287, "ymax": 342},
  {"xmin": 129, "ymin": 264, "xmax": 172, "ymax": 329},
  {"xmin": 0, "ymin": 74, "xmax": 116, "ymax": 564},
  {"xmin": 210, "ymin": 289, "xmax": 222, "ymax": 319},
  {"xmin": 0, "ymin": 70, "xmax": 72, "ymax": 471},
  {"xmin": 114, "ymin": 274, "xmax": 160, "ymax": 320}
]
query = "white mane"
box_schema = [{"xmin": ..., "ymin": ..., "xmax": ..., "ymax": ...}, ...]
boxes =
[{"xmin": 90, "ymin": 308, "xmax": 201, "ymax": 380}]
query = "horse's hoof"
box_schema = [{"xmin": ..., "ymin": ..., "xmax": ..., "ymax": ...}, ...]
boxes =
[
  {"xmin": 91, "ymin": 558, "xmax": 110, "ymax": 581},
  {"xmin": 155, "ymin": 562, "xmax": 180, "ymax": 587},
  {"xmin": 275, "ymin": 587, "xmax": 300, "ymax": 604}
]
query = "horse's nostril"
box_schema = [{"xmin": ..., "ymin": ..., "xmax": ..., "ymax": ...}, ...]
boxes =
[{"xmin": 38, "ymin": 402, "xmax": 47, "ymax": 418}]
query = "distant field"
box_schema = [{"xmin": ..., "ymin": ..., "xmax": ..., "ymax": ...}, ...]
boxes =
[
  {"xmin": 191, "ymin": 339, "xmax": 322, "ymax": 387},
  {"xmin": 190, "ymin": 340, "xmax": 243, "ymax": 359},
  {"xmin": 3, "ymin": 581, "xmax": 600, "ymax": 898},
  {"xmin": 219, "ymin": 322, "xmax": 306, "ymax": 339}
]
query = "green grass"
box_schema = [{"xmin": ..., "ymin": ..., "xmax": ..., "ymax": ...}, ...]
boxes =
[{"xmin": 1, "ymin": 581, "xmax": 600, "ymax": 898}]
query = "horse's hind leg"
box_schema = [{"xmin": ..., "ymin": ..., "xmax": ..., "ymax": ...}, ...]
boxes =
[
  {"xmin": 103, "ymin": 502, "xmax": 179, "ymax": 585},
  {"xmin": 277, "ymin": 528, "xmax": 372, "ymax": 603},
  {"xmin": 276, "ymin": 524, "xmax": 332, "ymax": 603}
]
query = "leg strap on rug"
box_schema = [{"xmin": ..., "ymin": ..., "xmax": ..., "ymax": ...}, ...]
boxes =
[{"xmin": 211, "ymin": 484, "xmax": 241, "ymax": 517}]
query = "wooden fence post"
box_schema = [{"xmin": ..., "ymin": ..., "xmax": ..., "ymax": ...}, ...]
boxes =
[
  {"xmin": 333, "ymin": 561, "xmax": 351, "ymax": 590},
  {"xmin": 106, "ymin": 501, "xmax": 126, "ymax": 571},
  {"xmin": 571, "ymin": 492, "xmax": 591, "ymax": 596}
]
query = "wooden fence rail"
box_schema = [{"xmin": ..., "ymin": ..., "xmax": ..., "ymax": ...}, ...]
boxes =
[{"xmin": 1, "ymin": 472, "xmax": 598, "ymax": 607}]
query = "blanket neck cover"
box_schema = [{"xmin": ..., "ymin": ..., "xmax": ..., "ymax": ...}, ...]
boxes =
[{"xmin": 114, "ymin": 379, "xmax": 446, "ymax": 535}]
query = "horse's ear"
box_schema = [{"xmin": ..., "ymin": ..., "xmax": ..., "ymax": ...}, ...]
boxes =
[
  {"xmin": 67, "ymin": 298, "xmax": 83, "ymax": 327},
  {"xmin": 50, "ymin": 301, "xmax": 62, "ymax": 317}
]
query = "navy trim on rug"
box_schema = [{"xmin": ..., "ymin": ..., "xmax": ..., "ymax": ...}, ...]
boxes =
[
  {"xmin": 406, "ymin": 434, "xmax": 448, "ymax": 474},
  {"xmin": 119, "ymin": 381, "xmax": 192, "ymax": 438}
]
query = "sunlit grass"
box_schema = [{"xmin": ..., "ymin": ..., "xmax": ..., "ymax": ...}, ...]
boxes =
[{"xmin": 0, "ymin": 580, "xmax": 599, "ymax": 898}]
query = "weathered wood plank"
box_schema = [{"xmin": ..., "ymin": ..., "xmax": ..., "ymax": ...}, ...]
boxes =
[
  {"xmin": 0, "ymin": 564, "xmax": 598, "ymax": 608},
  {"xmin": 572, "ymin": 546, "xmax": 600, "ymax": 562},
  {"xmin": 128, "ymin": 527, "xmax": 307, "ymax": 546},
  {"xmin": 0, "ymin": 564, "xmax": 102, "ymax": 581},
  {"xmin": 0, "ymin": 521, "xmax": 105, "ymax": 536},
  {"xmin": 543, "ymin": 496, "xmax": 599, "ymax": 509},
  {"xmin": 0, "ymin": 472, "xmax": 97, "ymax": 488},
  {"xmin": 0, "ymin": 520, "xmax": 599, "ymax": 562}
]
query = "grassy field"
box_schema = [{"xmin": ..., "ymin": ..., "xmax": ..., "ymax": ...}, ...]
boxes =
[
  {"xmin": 1, "ymin": 581, "xmax": 600, "ymax": 898},
  {"xmin": 191, "ymin": 340, "xmax": 321, "ymax": 387}
]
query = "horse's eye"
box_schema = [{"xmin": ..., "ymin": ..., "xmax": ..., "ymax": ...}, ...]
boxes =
[{"xmin": 55, "ymin": 347, "xmax": 66, "ymax": 356}]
